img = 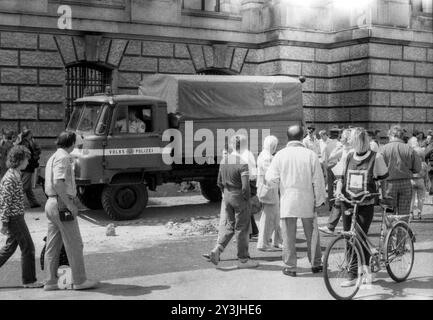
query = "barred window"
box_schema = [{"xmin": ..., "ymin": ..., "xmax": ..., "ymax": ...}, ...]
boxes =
[{"xmin": 65, "ymin": 62, "xmax": 112, "ymax": 123}]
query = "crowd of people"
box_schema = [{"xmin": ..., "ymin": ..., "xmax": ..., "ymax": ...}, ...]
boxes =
[
  {"xmin": 0, "ymin": 122, "xmax": 431, "ymax": 290},
  {"xmin": 203, "ymin": 123, "xmax": 430, "ymax": 284}
]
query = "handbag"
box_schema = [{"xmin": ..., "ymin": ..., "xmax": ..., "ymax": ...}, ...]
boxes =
[
  {"xmin": 249, "ymin": 195, "xmax": 263, "ymax": 214},
  {"xmin": 257, "ymin": 182, "xmax": 278, "ymax": 204}
]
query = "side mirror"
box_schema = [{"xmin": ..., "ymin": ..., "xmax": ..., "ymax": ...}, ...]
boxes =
[
  {"xmin": 96, "ymin": 123, "xmax": 107, "ymax": 134},
  {"xmin": 168, "ymin": 113, "xmax": 182, "ymax": 129}
]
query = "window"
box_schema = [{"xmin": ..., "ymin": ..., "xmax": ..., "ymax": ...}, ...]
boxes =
[
  {"xmin": 65, "ymin": 62, "xmax": 112, "ymax": 123},
  {"xmin": 182, "ymin": 0, "xmax": 220, "ymax": 12},
  {"xmin": 114, "ymin": 105, "xmax": 153, "ymax": 134}
]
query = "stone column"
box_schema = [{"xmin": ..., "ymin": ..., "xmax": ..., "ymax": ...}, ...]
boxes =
[{"xmin": 240, "ymin": 0, "xmax": 265, "ymax": 31}]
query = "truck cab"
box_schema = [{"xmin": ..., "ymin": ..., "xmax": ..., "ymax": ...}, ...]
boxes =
[{"xmin": 69, "ymin": 93, "xmax": 172, "ymax": 220}]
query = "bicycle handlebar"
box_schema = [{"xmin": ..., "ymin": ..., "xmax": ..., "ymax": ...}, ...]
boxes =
[{"xmin": 331, "ymin": 192, "xmax": 381, "ymax": 206}]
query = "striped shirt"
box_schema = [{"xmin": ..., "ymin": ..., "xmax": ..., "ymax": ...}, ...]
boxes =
[{"xmin": 0, "ymin": 168, "xmax": 25, "ymax": 224}]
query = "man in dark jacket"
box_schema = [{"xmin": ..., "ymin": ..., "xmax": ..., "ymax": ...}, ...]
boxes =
[
  {"xmin": 16, "ymin": 127, "xmax": 41, "ymax": 208},
  {"xmin": 0, "ymin": 130, "xmax": 15, "ymax": 179}
]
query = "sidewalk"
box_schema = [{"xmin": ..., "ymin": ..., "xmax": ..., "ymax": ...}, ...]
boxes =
[{"xmin": 1, "ymin": 238, "xmax": 432, "ymax": 300}]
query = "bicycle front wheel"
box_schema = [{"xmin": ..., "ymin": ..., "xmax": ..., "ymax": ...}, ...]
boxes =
[
  {"xmin": 385, "ymin": 222, "xmax": 414, "ymax": 282},
  {"xmin": 323, "ymin": 235, "xmax": 363, "ymax": 300}
]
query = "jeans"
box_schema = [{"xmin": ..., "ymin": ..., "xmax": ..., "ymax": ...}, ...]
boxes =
[
  {"xmin": 44, "ymin": 197, "xmax": 87, "ymax": 285},
  {"xmin": 0, "ymin": 216, "xmax": 37, "ymax": 285},
  {"xmin": 327, "ymin": 168, "xmax": 336, "ymax": 209},
  {"xmin": 217, "ymin": 190, "xmax": 251, "ymax": 260},
  {"xmin": 280, "ymin": 216, "xmax": 322, "ymax": 271}
]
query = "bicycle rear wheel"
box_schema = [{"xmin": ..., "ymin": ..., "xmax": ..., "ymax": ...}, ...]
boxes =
[
  {"xmin": 323, "ymin": 235, "xmax": 363, "ymax": 300},
  {"xmin": 385, "ymin": 222, "xmax": 414, "ymax": 282}
]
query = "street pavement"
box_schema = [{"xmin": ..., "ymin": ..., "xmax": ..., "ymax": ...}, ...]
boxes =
[{"xmin": 0, "ymin": 185, "xmax": 432, "ymax": 300}]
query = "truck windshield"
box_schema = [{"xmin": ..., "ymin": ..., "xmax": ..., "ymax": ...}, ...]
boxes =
[{"xmin": 67, "ymin": 103, "xmax": 107, "ymax": 133}]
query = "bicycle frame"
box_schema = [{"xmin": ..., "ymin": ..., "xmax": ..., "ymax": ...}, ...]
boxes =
[{"xmin": 341, "ymin": 200, "xmax": 411, "ymax": 271}]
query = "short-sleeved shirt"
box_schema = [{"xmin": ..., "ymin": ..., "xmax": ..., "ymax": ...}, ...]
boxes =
[
  {"xmin": 218, "ymin": 154, "xmax": 249, "ymax": 190},
  {"xmin": 45, "ymin": 148, "xmax": 77, "ymax": 197},
  {"xmin": 334, "ymin": 150, "xmax": 388, "ymax": 180}
]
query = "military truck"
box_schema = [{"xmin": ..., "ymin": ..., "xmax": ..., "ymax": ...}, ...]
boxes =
[{"xmin": 68, "ymin": 74, "xmax": 303, "ymax": 220}]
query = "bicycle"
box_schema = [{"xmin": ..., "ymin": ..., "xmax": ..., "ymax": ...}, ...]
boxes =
[{"xmin": 323, "ymin": 192, "xmax": 415, "ymax": 300}]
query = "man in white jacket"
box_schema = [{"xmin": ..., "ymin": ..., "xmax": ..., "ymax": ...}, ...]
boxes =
[{"xmin": 266, "ymin": 125, "xmax": 326, "ymax": 277}]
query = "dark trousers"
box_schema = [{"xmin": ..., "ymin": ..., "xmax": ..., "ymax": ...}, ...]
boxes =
[
  {"xmin": 217, "ymin": 190, "xmax": 250, "ymax": 260},
  {"xmin": 327, "ymin": 204, "xmax": 342, "ymax": 231},
  {"xmin": 0, "ymin": 216, "xmax": 37, "ymax": 285},
  {"xmin": 22, "ymin": 171, "xmax": 39, "ymax": 206},
  {"xmin": 327, "ymin": 167, "xmax": 335, "ymax": 209},
  {"xmin": 342, "ymin": 204, "xmax": 375, "ymax": 275},
  {"xmin": 250, "ymin": 215, "xmax": 259, "ymax": 236}
]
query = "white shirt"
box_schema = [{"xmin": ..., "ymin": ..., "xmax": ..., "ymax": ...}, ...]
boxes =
[
  {"xmin": 116, "ymin": 119, "xmax": 146, "ymax": 133},
  {"xmin": 323, "ymin": 138, "xmax": 339, "ymax": 167},
  {"xmin": 45, "ymin": 148, "xmax": 76, "ymax": 197},
  {"xmin": 319, "ymin": 138, "xmax": 328, "ymax": 164},
  {"xmin": 370, "ymin": 140, "xmax": 379, "ymax": 152},
  {"xmin": 266, "ymin": 141, "xmax": 326, "ymax": 218},
  {"xmin": 303, "ymin": 135, "xmax": 321, "ymax": 157},
  {"xmin": 407, "ymin": 136, "xmax": 419, "ymax": 149}
]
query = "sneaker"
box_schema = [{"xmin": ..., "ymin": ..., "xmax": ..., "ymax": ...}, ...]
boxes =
[
  {"xmin": 237, "ymin": 259, "xmax": 259, "ymax": 269},
  {"xmin": 43, "ymin": 283, "xmax": 59, "ymax": 291},
  {"xmin": 319, "ymin": 226, "xmax": 335, "ymax": 235},
  {"xmin": 362, "ymin": 272, "xmax": 378, "ymax": 284},
  {"xmin": 257, "ymin": 245, "xmax": 281, "ymax": 252},
  {"xmin": 73, "ymin": 279, "xmax": 99, "ymax": 290},
  {"xmin": 340, "ymin": 277, "xmax": 358, "ymax": 287},
  {"xmin": 209, "ymin": 249, "xmax": 220, "ymax": 266},
  {"xmin": 23, "ymin": 282, "xmax": 44, "ymax": 288},
  {"xmin": 273, "ymin": 243, "xmax": 283, "ymax": 249}
]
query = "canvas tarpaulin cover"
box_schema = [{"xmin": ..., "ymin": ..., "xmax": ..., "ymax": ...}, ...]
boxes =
[{"xmin": 138, "ymin": 74, "xmax": 303, "ymax": 121}]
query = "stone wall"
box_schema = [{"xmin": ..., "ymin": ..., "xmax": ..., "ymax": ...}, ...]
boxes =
[
  {"xmin": 241, "ymin": 40, "xmax": 433, "ymax": 133},
  {"xmin": 1, "ymin": 29, "xmax": 432, "ymax": 143}
]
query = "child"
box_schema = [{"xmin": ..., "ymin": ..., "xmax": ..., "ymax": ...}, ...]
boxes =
[
  {"xmin": 411, "ymin": 147, "xmax": 431, "ymax": 220},
  {"xmin": 0, "ymin": 145, "xmax": 43, "ymax": 288}
]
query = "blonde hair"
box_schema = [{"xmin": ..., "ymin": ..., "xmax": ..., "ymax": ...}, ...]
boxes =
[{"xmin": 351, "ymin": 127, "xmax": 370, "ymax": 153}]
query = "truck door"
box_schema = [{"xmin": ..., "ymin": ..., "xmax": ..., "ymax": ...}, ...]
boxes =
[{"xmin": 105, "ymin": 102, "xmax": 169, "ymax": 171}]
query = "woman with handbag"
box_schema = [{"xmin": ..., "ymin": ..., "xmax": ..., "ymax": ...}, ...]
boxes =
[{"xmin": 257, "ymin": 135, "xmax": 282, "ymax": 251}]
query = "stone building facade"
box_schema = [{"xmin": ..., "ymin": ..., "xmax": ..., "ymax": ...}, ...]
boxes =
[{"xmin": 0, "ymin": 0, "xmax": 432, "ymax": 152}]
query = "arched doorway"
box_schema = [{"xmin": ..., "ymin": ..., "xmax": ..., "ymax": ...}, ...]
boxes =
[{"xmin": 65, "ymin": 62, "xmax": 112, "ymax": 123}]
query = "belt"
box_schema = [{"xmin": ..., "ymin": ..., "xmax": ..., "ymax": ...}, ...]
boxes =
[
  {"xmin": 47, "ymin": 195, "xmax": 75, "ymax": 199},
  {"xmin": 224, "ymin": 185, "xmax": 242, "ymax": 192}
]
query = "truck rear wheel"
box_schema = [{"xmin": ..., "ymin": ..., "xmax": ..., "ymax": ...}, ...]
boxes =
[
  {"xmin": 200, "ymin": 179, "xmax": 222, "ymax": 202},
  {"xmin": 101, "ymin": 184, "xmax": 148, "ymax": 220},
  {"xmin": 77, "ymin": 185, "xmax": 104, "ymax": 210}
]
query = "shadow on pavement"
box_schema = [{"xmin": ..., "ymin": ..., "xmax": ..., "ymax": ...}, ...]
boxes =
[
  {"xmin": 356, "ymin": 276, "xmax": 433, "ymax": 300},
  {"xmin": 92, "ymin": 283, "xmax": 170, "ymax": 297}
]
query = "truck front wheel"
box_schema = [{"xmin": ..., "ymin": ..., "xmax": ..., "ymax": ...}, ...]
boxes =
[
  {"xmin": 101, "ymin": 184, "xmax": 148, "ymax": 220},
  {"xmin": 77, "ymin": 185, "xmax": 104, "ymax": 210},
  {"xmin": 200, "ymin": 179, "xmax": 222, "ymax": 202}
]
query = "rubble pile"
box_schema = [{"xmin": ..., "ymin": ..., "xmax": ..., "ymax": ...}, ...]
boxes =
[{"xmin": 165, "ymin": 217, "xmax": 218, "ymax": 236}]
